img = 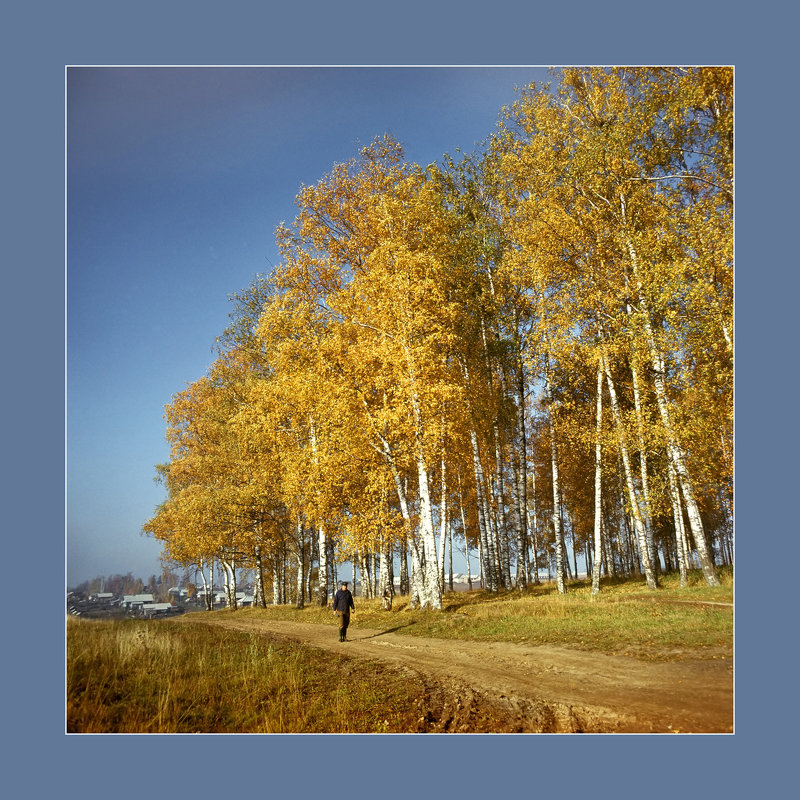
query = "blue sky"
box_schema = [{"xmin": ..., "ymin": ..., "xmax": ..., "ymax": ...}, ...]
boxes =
[{"xmin": 66, "ymin": 66, "xmax": 551, "ymax": 587}]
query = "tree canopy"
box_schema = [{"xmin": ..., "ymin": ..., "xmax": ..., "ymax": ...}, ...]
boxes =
[{"xmin": 144, "ymin": 68, "xmax": 733, "ymax": 607}]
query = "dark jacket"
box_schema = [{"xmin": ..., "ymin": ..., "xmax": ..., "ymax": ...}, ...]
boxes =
[{"xmin": 333, "ymin": 588, "xmax": 355, "ymax": 614}]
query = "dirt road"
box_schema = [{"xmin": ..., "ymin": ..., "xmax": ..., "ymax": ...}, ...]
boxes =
[{"xmin": 188, "ymin": 613, "xmax": 733, "ymax": 733}]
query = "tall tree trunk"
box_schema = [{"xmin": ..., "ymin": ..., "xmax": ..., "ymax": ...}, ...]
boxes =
[
  {"xmin": 399, "ymin": 540, "xmax": 409, "ymax": 595},
  {"xmin": 317, "ymin": 524, "xmax": 329, "ymax": 606},
  {"xmin": 371, "ymin": 398, "xmax": 438, "ymax": 608},
  {"xmin": 379, "ymin": 435, "xmax": 419, "ymax": 605},
  {"xmin": 551, "ymin": 420, "xmax": 566, "ymax": 594},
  {"xmin": 222, "ymin": 559, "xmax": 237, "ymax": 609},
  {"xmin": 403, "ymin": 341, "xmax": 442, "ymax": 609},
  {"xmin": 310, "ymin": 418, "xmax": 331, "ymax": 606},
  {"xmin": 478, "ymin": 315, "xmax": 506, "ymax": 591},
  {"xmin": 592, "ymin": 364, "xmax": 604, "ymax": 595},
  {"xmin": 545, "ymin": 371, "xmax": 567, "ymax": 595},
  {"xmin": 620, "ymin": 203, "xmax": 719, "ymax": 586},
  {"xmin": 601, "ymin": 514, "xmax": 616, "ymax": 578},
  {"xmin": 254, "ymin": 545, "xmax": 266, "ymax": 608},
  {"xmin": 571, "ymin": 531, "xmax": 579, "ymax": 580},
  {"xmin": 527, "ymin": 464, "xmax": 540, "ymax": 585},
  {"xmin": 602, "ymin": 348, "xmax": 658, "ymax": 589},
  {"xmin": 409, "ymin": 538, "xmax": 424, "ymax": 608},
  {"xmin": 379, "ymin": 534, "xmax": 394, "ymax": 603},
  {"xmin": 282, "ymin": 538, "xmax": 287, "ymax": 604},
  {"xmin": 490, "ymin": 501, "xmax": 504, "ymax": 590},
  {"xmin": 477, "ymin": 524, "xmax": 484, "ymax": 589},
  {"xmin": 668, "ymin": 462, "xmax": 691, "ymax": 587},
  {"xmin": 629, "ymin": 358, "xmax": 657, "ymax": 572},
  {"xmin": 272, "ymin": 550, "xmax": 282, "ymax": 606},
  {"xmin": 416, "ymin": 448, "xmax": 442, "ymax": 609},
  {"xmin": 471, "ymin": 429, "xmax": 497, "ymax": 592},
  {"xmin": 448, "ymin": 518, "xmax": 454, "ymax": 592},
  {"xmin": 295, "ymin": 519, "xmax": 305, "ymax": 609},
  {"xmin": 328, "ymin": 537, "xmax": 338, "ymax": 589},
  {"xmin": 197, "ymin": 560, "xmax": 212, "ymax": 611},
  {"xmin": 307, "ymin": 526, "xmax": 317, "ymax": 604},
  {"xmin": 357, "ymin": 551, "xmax": 369, "ymax": 599},
  {"xmin": 439, "ymin": 445, "xmax": 448, "ymax": 594},
  {"xmin": 492, "ymin": 423, "xmax": 512, "ymax": 589},
  {"xmin": 457, "ymin": 470, "xmax": 473, "ymax": 591},
  {"xmin": 512, "ymin": 350, "xmax": 529, "ymax": 589}
]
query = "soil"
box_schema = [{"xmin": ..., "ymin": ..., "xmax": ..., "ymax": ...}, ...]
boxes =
[{"xmin": 186, "ymin": 613, "xmax": 733, "ymax": 734}]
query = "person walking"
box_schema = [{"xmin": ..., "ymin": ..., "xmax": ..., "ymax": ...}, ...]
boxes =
[{"xmin": 332, "ymin": 580, "xmax": 355, "ymax": 642}]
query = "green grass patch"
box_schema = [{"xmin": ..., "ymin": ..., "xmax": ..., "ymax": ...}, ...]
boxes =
[{"xmin": 244, "ymin": 567, "xmax": 732, "ymax": 661}]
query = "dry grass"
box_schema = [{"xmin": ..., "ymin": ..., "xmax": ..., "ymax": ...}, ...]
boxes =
[{"xmin": 67, "ymin": 617, "xmax": 426, "ymax": 733}]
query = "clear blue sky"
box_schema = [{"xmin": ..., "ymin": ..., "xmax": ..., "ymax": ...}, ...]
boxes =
[{"xmin": 66, "ymin": 66, "xmax": 550, "ymax": 587}]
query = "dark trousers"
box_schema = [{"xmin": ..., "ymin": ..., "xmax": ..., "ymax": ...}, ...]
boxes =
[{"xmin": 338, "ymin": 612, "xmax": 350, "ymax": 640}]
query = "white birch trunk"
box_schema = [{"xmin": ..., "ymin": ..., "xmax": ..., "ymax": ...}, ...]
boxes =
[
  {"xmin": 379, "ymin": 535, "xmax": 393, "ymax": 604},
  {"xmin": 470, "ymin": 430, "xmax": 498, "ymax": 591},
  {"xmin": 493, "ymin": 424, "xmax": 512, "ymax": 589},
  {"xmin": 222, "ymin": 559, "xmax": 237, "ymax": 609},
  {"xmin": 668, "ymin": 462, "xmax": 691, "ymax": 587},
  {"xmin": 457, "ymin": 471, "xmax": 473, "ymax": 591},
  {"xmin": 328, "ymin": 537, "xmax": 338, "ymax": 589},
  {"xmin": 382, "ymin": 442, "xmax": 422, "ymax": 607},
  {"xmin": 197, "ymin": 560, "xmax": 212, "ymax": 611},
  {"xmin": 592, "ymin": 364, "xmax": 604, "ymax": 595},
  {"xmin": 511, "ymin": 460, "xmax": 527, "ymax": 589},
  {"xmin": 399, "ymin": 540, "xmax": 409, "ymax": 595},
  {"xmin": 401, "ymin": 338, "xmax": 442, "ymax": 609},
  {"xmin": 602, "ymin": 349, "xmax": 658, "ymax": 589},
  {"xmin": 272, "ymin": 551, "xmax": 282, "ymax": 605},
  {"xmin": 475, "ymin": 324, "xmax": 505, "ymax": 591},
  {"xmin": 630, "ymin": 360, "xmax": 657, "ymax": 571},
  {"xmin": 416, "ymin": 449, "xmax": 442, "ymax": 609},
  {"xmin": 222, "ymin": 560, "xmax": 230, "ymax": 607},
  {"xmin": 254, "ymin": 546, "xmax": 265, "ymax": 607},
  {"xmin": 309, "ymin": 418, "xmax": 331, "ymax": 606},
  {"xmin": 528, "ymin": 462, "xmax": 540, "ymax": 584},
  {"xmin": 545, "ymin": 371, "xmax": 567, "ymax": 595},
  {"xmin": 306, "ymin": 530, "xmax": 316, "ymax": 604},
  {"xmin": 526, "ymin": 509, "xmax": 538, "ymax": 585},
  {"xmin": 512, "ymin": 351, "xmax": 529, "ymax": 588},
  {"xmin": 551, "ymin": 422, "xmax": 566, "ymax": 594},
  {"xmin": 439, "ymin": 447, "xmax": 448, "ymax": 594},
  {"xmin": 620, "ymin": 200, "xmax": 719, "ymax": 586},
  {"xmin": 448, "ymin": 519, "xmax": 453, "ymax": 592},
  {"xmin": 295, "ymin": 519, "xmax": 305, "ymax": 609},
  {"xmin": 409, "ymin": 538, "xmax": 425, "ymax": 608},
  {"xmin": 601, "ymin": 515, "xmax": 615, "ymax": 578}
]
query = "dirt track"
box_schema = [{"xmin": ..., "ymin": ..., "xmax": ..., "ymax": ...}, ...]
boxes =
[{"xmin": 187, "ymin": 613, "xmax": 733, "ymax": 733}]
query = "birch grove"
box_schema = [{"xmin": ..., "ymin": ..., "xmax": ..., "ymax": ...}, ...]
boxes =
[{"xmin": 144, "ymin": 68, "xmax": 732, "ymax": 604}]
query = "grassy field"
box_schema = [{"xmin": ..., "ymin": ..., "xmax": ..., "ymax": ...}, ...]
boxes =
[
  {"xmin": 67, "ymin": 569, "xmax": 732, "ymax": 733},
  {"xmin": 67, "ymin": 616, "xmax": 431, "ymax": 733},
  {"xmin": 240, "ymin": 567, "xmax": 733, "ymax": 661}
]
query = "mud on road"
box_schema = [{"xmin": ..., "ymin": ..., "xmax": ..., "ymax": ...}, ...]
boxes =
[{"xmin": 186, "ymin": 613, "xmax": 733, "ymax": 733}]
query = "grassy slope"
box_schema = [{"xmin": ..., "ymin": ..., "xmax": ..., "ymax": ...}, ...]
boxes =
[{"xmin": 236, "ymin": 567, "xmax": 733, "ymax": 661}]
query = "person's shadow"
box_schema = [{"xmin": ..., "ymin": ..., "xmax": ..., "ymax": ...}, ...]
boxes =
[{"xmin": 359, "ymin": 622, "xmax": 416, "ymax": 640}]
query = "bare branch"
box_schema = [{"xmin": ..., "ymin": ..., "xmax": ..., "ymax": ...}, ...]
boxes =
[{"xmin": 627, "ymin": 173, "xmax": 732, "ymax": 198}]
